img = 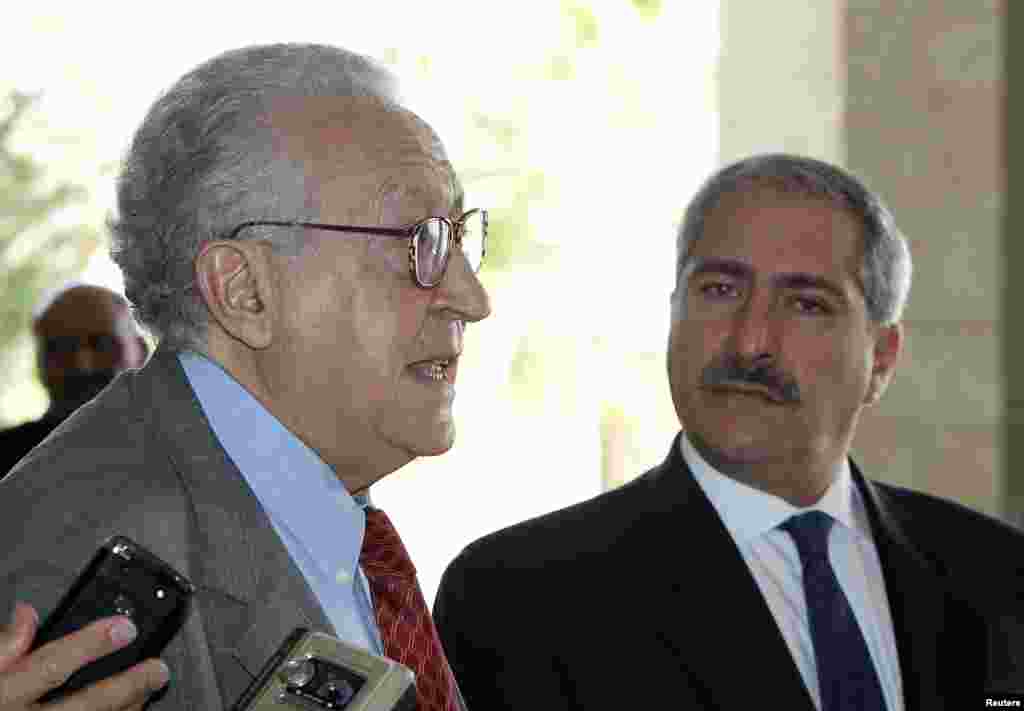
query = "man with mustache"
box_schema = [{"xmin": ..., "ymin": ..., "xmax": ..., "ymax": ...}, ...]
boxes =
[
  {"xmin": 0, "ymin": 43, "xmax": 489, "ymax": 710},
  {"xmin": 0, "ymin": 283, "xmax": 148, "ymax": 476},
  {"xmin": 435, "ymin": 153, "xmax": 1024, "ymax": 709}
]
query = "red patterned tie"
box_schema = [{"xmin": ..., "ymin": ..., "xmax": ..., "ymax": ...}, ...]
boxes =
[{"xmin": 359, "ymin": 507, "xmax": 461, "ymax": 711}]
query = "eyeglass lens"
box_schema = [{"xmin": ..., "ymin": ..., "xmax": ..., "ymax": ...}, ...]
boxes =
[
  {"xmin": 415, "ymin": 220, "xmax": 451, "ymax": 286},
  {"xmin": 414, "ymin": 212, "xmax": 485, "ymax": 286}
]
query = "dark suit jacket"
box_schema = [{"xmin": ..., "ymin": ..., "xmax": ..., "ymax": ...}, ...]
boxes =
[
  {"xmin": 0, "ymin": 413, "xmax": 65, "ymax": 476},
  {"xmin": 434, "ymin": 434, "xmax": 1024, "ymax": 710},
  {"xmin": 0, "ymin": 346, "xmax": 344, "ymax": 708}
]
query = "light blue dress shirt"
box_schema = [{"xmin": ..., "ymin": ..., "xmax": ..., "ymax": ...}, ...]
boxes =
[
  {"xmin": 681, "ymin": 433, "xmax": 904, "ymax": 711},
  {"xmin": 178, "ymin": 351, "xmax": 383, "ymax": 655}
]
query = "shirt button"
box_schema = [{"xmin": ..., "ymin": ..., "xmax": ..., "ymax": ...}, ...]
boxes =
[{"xmin": 335, "ymin": 569, "xmax": 353, "ymax": 585}]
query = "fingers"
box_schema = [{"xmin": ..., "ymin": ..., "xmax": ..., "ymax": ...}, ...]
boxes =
[
  {"xmin": 0, "ymin": 614, "xmax": 145, "ymax": 707},
  {"xmin": 0, "ymin": 603, "xmax": 38, "ymax": 673},
  {"xmin": 50, "ymin": 658, "xmax": 169, "ymax": 711}
]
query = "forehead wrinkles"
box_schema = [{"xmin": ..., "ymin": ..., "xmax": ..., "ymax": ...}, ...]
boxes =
[
  {"xmin": 272, "ymin": 97, "xmax": 428, "ymax": 171},
  {"xmin": 278, "ymin": 100, "xmax": 456, "ymax": 216},
  {"xmin": 374, "ymin": 169, "xmax": 457, "ymax": 221},
  {"xmin": 694, "ymin": 189, "xmax": 867, "ymax": 303},
  {"xmin": 704, "ymin": 188, "xmax": 861, "ymax": 256},
  {"xmin": 374, "ymin": 116, "xmax": 457, "ymax": 214}
]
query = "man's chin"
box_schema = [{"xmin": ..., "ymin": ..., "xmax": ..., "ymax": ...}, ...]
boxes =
[
  {"xmin": 404, "ymin": 424, "xmax": 456, "ymax": 458},
  {"xmin": 687, "ymin": 427, "xmax": 781, "ymax": 475}
]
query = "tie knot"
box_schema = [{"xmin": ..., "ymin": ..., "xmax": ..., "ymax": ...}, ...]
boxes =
[
  {"xmin": 781, "ymin": 509, "xmax": 834, "ymax": 560},
  {"xmin": 360, "ymin": 507, "xmax": 417, "ymax": 579}
]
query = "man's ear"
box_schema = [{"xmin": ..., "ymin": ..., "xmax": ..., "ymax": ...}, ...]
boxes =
[
  {"xmin": 195, "ymin": 240, "xmax": 276, "ymax": 350},
  {"xmin": 864, "ymin": 321, "xmax": 904, "ymax": 405}
]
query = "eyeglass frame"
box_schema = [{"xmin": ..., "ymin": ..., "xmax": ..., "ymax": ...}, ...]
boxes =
[{"xmin": 222, "ymin": 208, "xmax": 487, "ymax": 289}]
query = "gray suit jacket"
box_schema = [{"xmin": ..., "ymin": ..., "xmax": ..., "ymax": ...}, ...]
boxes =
[{"xmin": 0, "ymin": 345, "xmax": 343, "ymax": 708}]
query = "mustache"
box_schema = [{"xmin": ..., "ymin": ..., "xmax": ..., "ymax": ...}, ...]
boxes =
[{"xmin": 700, "ymin": 354, "xmax": 801, "ymax": 404}]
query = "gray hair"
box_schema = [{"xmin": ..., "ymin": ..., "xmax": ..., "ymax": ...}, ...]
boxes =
[
  {"xmin": 674, "ymin": 153, "xmax": 912, "ymax": 325},
  {"xmin": 109, "ymin": 43, "xmax": 402, "ymax": 351}
]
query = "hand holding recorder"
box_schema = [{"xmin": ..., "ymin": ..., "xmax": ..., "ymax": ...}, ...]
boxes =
[
  {"xmin": 1, "ymin": 535, "xmax": 418, "ymax": 711},
  {"xmin": 0, "ymin": 603, "xmax": 169, "ymax": 710},
  {"xmin": 0, "ymin": 536, "xmax": 187, "ymax": 710}
]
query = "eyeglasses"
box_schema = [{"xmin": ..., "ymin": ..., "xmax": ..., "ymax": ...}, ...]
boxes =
[{"xmin": 224, "ymin": 208, "xmax": 487, "ymax": 289}]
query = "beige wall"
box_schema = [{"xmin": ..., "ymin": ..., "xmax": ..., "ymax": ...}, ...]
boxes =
[
  {"xmin": 719, "ymin": 0, "xmax": 1008, "ymax": 518},
  {"xmin": 719, "ymin": 0, "xmax": 846, "ymax": 164},
  {"xmin": 1004, "ymin": 0, "xmax": 1023, "ymax": 526}
]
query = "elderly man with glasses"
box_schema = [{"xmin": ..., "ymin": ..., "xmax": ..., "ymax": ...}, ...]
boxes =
[{"xmin": 0, "ymin": 43, "xmax": 489, "ymax": 711}]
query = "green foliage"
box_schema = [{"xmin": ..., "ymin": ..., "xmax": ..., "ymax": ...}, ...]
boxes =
[
  {"xmin": 599, "ymin": 401, "xmax": 628, "ymax": 487},
  {"xmin": 630, "ymin": 0, "xmax": 662, "ymax": 21},
  {"xmin": 508, "ymin": 334, "xmax": 545, "ymax": 396},
  {"xmin": 467, "ymin": 111, "xmax": 523, "ymax": 149},
  {"xmin": 383, "ymin": 0, "xmax": 633, "ymax": 279},
  {"xmin": 0, "ymin": 92, "xmax": 94, "ymax": 359},
  {"xmin": 457, "ymin": 104, "xmax": 558, "ymax": 274},
  {"xmin": 483, "ymin": 171, "xmax": 557, "ymax": 272},
  {"xmin": 564, "ymin": 1, "xmax": 600, "ymax": 48},
  {"xmin": 546, "ymin": 54, "xmax": 575, "ymax": 81}
]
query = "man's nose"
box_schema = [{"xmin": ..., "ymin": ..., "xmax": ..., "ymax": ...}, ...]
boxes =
[
  {"xmin": 729, "ymin": 296, "xmax": 779, "ymax": 360},
  {"xmin": 439, "ymin": 253, "xmax": 492, "ymax": 323},
  {"xmin": 71, "ymin": 342, "xmax": 100, "ymax": 371}
]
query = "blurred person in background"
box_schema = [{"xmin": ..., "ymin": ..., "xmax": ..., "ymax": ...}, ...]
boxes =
[
  {"xmin": 435, "ymin": 153, "xmax": 1024, "ymax": 710},
  {"xmin": 0, "ymin": 42, "xmax": 488, "ymax": 710},
  {"xmin": 0, "ymin": 282, "xmax": 148, "ymax": 475}
]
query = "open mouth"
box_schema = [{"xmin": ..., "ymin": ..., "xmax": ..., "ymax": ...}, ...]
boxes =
[{"xmin": 409, "ymin": 358, "xmax": 455, "ymax": 385}]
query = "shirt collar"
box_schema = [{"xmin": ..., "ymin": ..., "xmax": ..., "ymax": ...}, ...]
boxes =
[
  {"xmin": 680, "ymin": 431, "xmax": 866, "ymax": 544},
  {"xmin": 178, "ymin": 350, "xmax": 366, "ymax": 582}
]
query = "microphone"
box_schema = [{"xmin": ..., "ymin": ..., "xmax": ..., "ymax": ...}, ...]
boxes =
[{"xmin": 231, "ymin": 628, "xmax": 417, "ymax": 710}]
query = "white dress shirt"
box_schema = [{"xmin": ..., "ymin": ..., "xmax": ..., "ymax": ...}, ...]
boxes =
[
  {"xmin": 681, "ymin": 432, "xmax": 904, "ymax": 711},
  {"xmin": 179, "ymin": 350, "xmax": 384, "ymax": 655}
]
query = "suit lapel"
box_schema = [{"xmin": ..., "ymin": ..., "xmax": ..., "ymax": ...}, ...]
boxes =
[
  {"xmin": 136, "ymin": 347, "xmax": 336, "ymax": 704},
  {"xmin": 854, "ymin": 464, "xmax": 981, "ymax": 709},
  {"xmin": 638, "ymin": 436, "xmax": 816, "ymax": 711},
  {"xmin": 608, "ymin": 435, "xmax": 987, "ymax": 710}
]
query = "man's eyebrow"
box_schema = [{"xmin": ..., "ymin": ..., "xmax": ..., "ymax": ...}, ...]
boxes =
[
  {"xmin": 688, "ymin": 257, "xmax": 753, "ymax": 280},
  {"xmin": 773, "ymin": 273, "xmax": 848, "ymax": 302},
  {"xmin": 688, "ymin": 257, "xmax": 848, "ymax": 302}
]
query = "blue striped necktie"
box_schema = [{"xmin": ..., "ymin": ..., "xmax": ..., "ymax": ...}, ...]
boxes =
[{"xmin": 781, "ymin": 510, "xmax": 888, "ymax": 711}]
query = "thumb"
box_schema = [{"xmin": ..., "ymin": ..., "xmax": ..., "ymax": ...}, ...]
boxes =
[{"xmin": 0, "ymin": 603, "xmax": 38, "ymax": 672}]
